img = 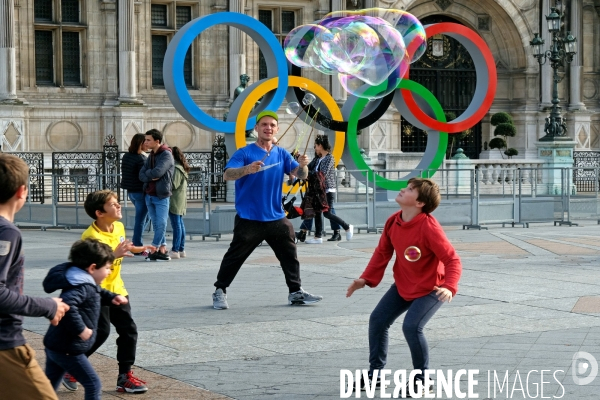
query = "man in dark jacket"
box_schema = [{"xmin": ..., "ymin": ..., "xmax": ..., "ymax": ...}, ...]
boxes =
[
  {"xmin": 139, "ymin": 129, "xmax": 174, "ymax": 261},
  {"xmin": 43, "ymin": 239, "xmax": 127, "ymax": 399}
]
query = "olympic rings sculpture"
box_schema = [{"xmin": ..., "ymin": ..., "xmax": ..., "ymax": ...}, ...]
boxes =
[{"xmin": 164, "ymin": 12, "xmax": 497, "ymax": 192}]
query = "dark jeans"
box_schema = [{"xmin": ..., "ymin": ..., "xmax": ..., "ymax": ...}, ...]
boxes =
[
  {"xmin": 215, "ymin": 216, "xmax": 302, "ymax": 293},
  {"xmin": 85, "ymin": 297, "xmax": 137, "ymax": 375},
  {"xmin": 315, "ymin": 192, "xmax": 348, "ymax": 237},
  {"xmin": 45, "ymin": 348, "xmax": 101, "ymax": 400},
  {"xmin": 128, "ymin": 191, "xmax": 150, "ymax": 247},
  {"xmin": 369, "ymin": 284, "xmax": 443, "ymax": 380}
]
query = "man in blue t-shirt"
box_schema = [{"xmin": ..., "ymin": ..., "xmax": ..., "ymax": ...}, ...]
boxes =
[{"xmin": 212, "ymin": 110, "xmax": 323, "ymax": 309}]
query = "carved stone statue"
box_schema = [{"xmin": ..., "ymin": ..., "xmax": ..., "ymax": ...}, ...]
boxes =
[{"xmin": 232, "ymin": 74, "xmax": 256, "ymax": 138}]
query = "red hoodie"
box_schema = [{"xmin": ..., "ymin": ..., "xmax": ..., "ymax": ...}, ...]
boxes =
[{"xmin": 360, "ymin": 211, "xmax": 462, "ymax": 301}]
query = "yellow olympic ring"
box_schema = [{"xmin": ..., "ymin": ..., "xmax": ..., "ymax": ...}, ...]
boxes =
[{"xmin": 235, "ymin": 76, "xmax": 344, "ymax": 192}]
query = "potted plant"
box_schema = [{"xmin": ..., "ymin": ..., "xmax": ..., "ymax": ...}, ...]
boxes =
[{"xmin": 489, "ymin": 112, "xmax": 518, "ymax": 159}]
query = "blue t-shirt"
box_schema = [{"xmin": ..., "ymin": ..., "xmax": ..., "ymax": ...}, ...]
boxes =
[{"xmin": 225, "ymin": 144, "xmax": 299, "ymax": 221}]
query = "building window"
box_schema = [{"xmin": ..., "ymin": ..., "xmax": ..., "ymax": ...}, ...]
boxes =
[
  {"xmin": 151, "ymin": 2, "xmax": 193, "ymax": 88},
  {"xmin": 62, "ymin": 32, "xmax": 81, "ymax": 84},
  {"xmin": 258, "ymin": 8, "xmax": 297, "ymax": 80},
  {"xmin": 176, "ymin": 6, "xmax": 191, "ymax": 29},
  {"xmin": 151, "ymin": 4, "xmax": 167, "ymax": 27},
  {"xmin": 152, "ymin": 35, "xmax": 168, "ymax": 86},
  {"xmin": 61, "ymin": 0, "xmax": 79, "ymax": 23},
  {"xmin": 33, "ymin": 0, "xmax": 85, "ymax": 87},
  {"xmin": 34, "ymin": 0, "xmax": 52, "ymax": 21},
  {"xmin": 35, "ymin": 31, "xmax": 53, "ymax": 84}
]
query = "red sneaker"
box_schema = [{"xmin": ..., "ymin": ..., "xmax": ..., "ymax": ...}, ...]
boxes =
[
  {"xmin": 116, "ymin": 371, "xmax": 148, "ymax": 393},
  {"xmin": 62, "ymin": 372, "xmax": 78, "ymax": 391}
]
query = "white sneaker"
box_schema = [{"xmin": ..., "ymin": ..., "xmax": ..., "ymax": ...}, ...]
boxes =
[
  {"xmin": 179, "ymin": 251, "xmax": 186, "ymax": 258},
  {"xmin": 169, "ymin": 250, "xmax": 180, "ymax": 259},
  {"xmin": 305, "ymin": 237, "xmax": 323, "ymax": 244},
  {"xmin": 346, "ymin": 225, "xmax": 354, "ymax": 241},
  {"xmin": 213, "ymin": 288, "xmax": 229, "ymax": 309}
]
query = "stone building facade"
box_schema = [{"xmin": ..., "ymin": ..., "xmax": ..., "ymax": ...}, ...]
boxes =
[{"xmin": 0, "ymin": 0, "xmax": 599, "ymax": 167}]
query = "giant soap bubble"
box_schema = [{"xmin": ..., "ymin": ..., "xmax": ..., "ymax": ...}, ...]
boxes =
[{"xmin": 284, "ymin": 8, "xmax": 427, "ymax": 100}]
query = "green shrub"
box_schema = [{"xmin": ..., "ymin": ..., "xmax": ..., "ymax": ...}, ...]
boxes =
[
  {"xmin": 494, "ymin": 122, "xmax": 516, "ymax": 138},
  {"xmin": 504, "ymin": 148, "xmax": 519, "ymax": 158},
  {"xmin": 489, "ymin": 137, "xmax": 506, "ymax": 149},
  {"xmin": 490, "ymin": 112, "xmax": 513, "ymax": 126}
]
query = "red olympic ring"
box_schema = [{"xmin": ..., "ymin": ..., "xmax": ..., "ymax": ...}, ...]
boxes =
[{"xmin": 401, "ymin": 23, "xmax": 497, "ymax": 133}]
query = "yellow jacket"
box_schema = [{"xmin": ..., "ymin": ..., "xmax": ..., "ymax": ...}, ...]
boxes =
[{"xmin": 81, "ymin": 221, "xmax": 128, "ymax": 296}]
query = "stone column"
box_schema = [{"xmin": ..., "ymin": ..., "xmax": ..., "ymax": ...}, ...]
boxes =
[
  {"xmin": 229, "ymin": 0, "xmax": 245, "ymax": 101},
  {"xmin": 540, "ymin": 0, "xmax": 552, "ymax": 108},
  {"xmin": 568, "ymin": 0, "xmax": 585, "ymax": 110},
  {"xmin": 118, "ymin": 0, "xmax": 139, "ymax": 103},
  {"xmin": 0, "ymin": 0, "xmax": 16, "ymax": 101}
]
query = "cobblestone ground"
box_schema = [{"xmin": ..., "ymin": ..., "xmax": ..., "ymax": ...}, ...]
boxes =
[{"xmin": 20, "ymin": 221, "xmax": 600, "ymax": 399}]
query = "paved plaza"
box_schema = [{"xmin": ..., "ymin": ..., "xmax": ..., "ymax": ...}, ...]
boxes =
[{"xmin": 19, "ymin": 220, "xmax": 600, "ymax": 399}]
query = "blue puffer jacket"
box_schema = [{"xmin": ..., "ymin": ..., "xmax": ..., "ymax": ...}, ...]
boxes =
[{"xmin": 43, "ymin": 263, "xmax": 116, "ymax": 355}]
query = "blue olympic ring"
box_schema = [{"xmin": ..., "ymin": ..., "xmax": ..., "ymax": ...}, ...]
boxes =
[{"xmin": 164, "ymin": 13, "xmax": 289, "ymax": 133}]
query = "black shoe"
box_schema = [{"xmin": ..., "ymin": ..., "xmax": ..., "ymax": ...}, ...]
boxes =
[
  {"xmin": 296, "ymin": 231, "xmax": 307, "ymax": 243},
  {"xmin": 146, "ymin": 251, "xmax": 171, "ymax": 262},
  {"xmin": 359, "ymin": 374, "xmax": 381, "ymax": 391},
  {"xmin": 327, "ymin": 232, "xmax": 342, "ymax": 241}
]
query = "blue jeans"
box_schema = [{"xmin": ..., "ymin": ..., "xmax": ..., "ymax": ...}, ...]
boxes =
[
  {"xmin": 45, "ymin": 348, "xmax": 101, "ymax": 400},
  {"xmin": 169, "ymin": 212, "xmax": 186, "ymax": 252},
  {"xmin": 128, "ymin": 192, "xmax": 150, "ymax": 247},
  {"xmin": 369, "ymin": 284, "xmax": 444, "ymax": 380},
  {"xmin": 145, "ymin": 195, "xmax": 169, "ymax": 248}
]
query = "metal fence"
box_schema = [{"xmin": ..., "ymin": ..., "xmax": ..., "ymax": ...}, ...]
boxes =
[
  {"xmin": 14, "ymin": 166, "xmax": 600, "ymax": 240},
  {"xmin": 8, "ymin": 135, "xmax": 228, "ymax": 204}
]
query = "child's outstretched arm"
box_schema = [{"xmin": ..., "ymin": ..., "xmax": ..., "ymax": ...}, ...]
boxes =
[
  {"xmin": 114, "ymin": 240, "xmax": 134, "ymax": 258},
  {"xmin": 346, "ymin": 278, "xmax": 366, "ymax": 297},
  {"xmin": 129, "ymin": 245, "xmax": 156, "ymax": 254}
]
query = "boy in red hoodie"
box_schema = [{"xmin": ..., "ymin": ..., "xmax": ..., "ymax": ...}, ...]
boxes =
[{"xmin": 347, "ymin": 178, "xmax": 462, "ymax": 397}]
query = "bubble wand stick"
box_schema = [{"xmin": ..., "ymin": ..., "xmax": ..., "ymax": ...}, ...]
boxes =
[
  {"xmin": 275, "ymin": 103, "xmax": 310, "ymax": 144},
  {"xmin": 302, "ymin": 107, "xmax": 321, "ymax": 156},
  {"xmin": 293, "ymin": 106, "xmax": 317, "ymax": 156}
]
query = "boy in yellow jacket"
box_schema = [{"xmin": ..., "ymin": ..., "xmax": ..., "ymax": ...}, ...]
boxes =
[{"xmin": 62, "ymin": 190, "xmax": 154, "ymax": 394}]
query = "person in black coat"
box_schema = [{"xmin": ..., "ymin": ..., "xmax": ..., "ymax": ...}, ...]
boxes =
[
  {"xmin": 43, "ymin": 239, "xmax": 128, "ymax": 400},
  {"xmin": 121, "ymin": 133, "xmax": 150, "ymax": 253}
]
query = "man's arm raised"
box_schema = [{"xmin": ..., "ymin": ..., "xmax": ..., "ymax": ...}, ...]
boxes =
[
  {"xmin": 223, "ymin": 161, "xmax": 263, "ymax": 181},
  {"xmin": 290, "ymin": 154, "xmax": 309, "ymax": 180}
]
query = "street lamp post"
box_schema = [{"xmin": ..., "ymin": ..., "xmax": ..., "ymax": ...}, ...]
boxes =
[{"xmin": 530, "ymin": 5, "xmax": 577, "ymax": 141}]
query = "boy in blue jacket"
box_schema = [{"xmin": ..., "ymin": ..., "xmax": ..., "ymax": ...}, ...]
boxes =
[{"xmin": 43, "ymin": 239, "xmax": 128, "ymax": 400}]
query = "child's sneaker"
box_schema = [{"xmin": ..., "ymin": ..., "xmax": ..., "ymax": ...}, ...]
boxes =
[
  {"xmin": 305, "ymin": 237, "xmax": 322, "ymax": 244},
  {"xmin": 62, "ymin": 373, "xmax": 78, "ymax": 391},
  {"xmin": 288, "ymin": 288, "xmax": 322, "ymax": 305},
  {"xmin": 169, "ymin": 250, "xmax": 180, "ymax": 259},
  {"xmin": 116, "ymin": 371, "xmax": 148, "ymax": 393}
]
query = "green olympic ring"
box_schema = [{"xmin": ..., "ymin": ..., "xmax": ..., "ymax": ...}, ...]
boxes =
[{"xmin": 345, "ymin": 79, "xmax": 447, "ymax": 191}]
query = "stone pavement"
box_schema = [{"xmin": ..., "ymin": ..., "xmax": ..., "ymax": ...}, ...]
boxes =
[{"xmin": 19, "ymin": 220, "xmax": 600, "ymax": 399}]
